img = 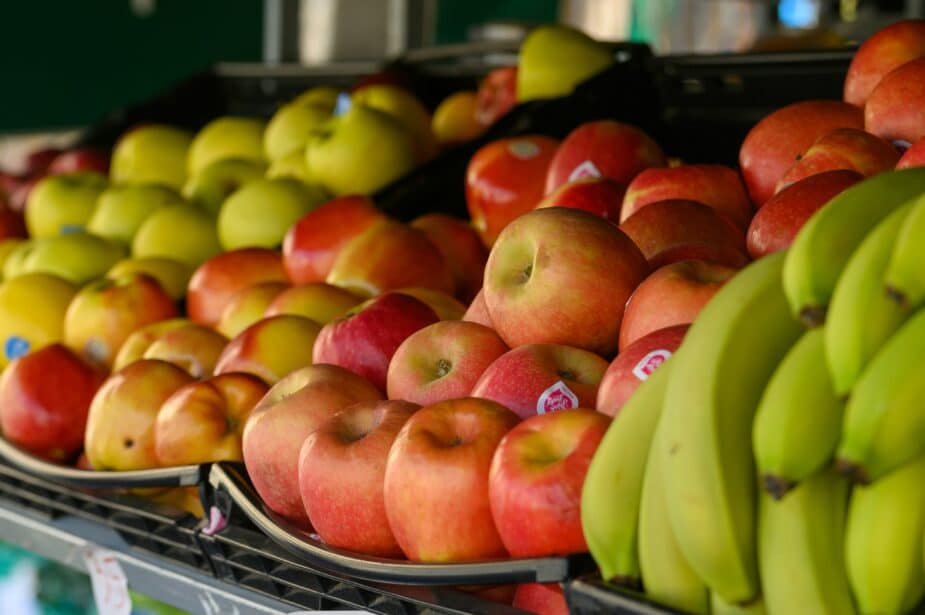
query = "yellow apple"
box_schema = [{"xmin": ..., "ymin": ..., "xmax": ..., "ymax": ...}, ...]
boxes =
[
  {"xmin": 142, "ymin": 323, "xmax": 228, "ymax": 379},
  {"xmin": 17, "ymin": 234, "xmax": 126, "ymax": 285},
  {"xmin": 264, "ymin": 103, "xmax": 331, "ymax": 161},
  {"xmin": 26, "ymin": 172, "xmax": 108, "ymax": 238},
  {"xmin": 187, "ymin": 117, "xmax": 266, "ymax": 176},
  {"xmin": 217, "ymin": 177, "xmax": 325, "ymax": 250},
  {"xmin": 112, "ymin": 318, "xmax": 191, "ymax": 371},
  {"xmin": 292, "ymin": 86, "xmax": 340, "ymax": 111},
  {"xmin": 106, "ymin": 257, "xmax": 192, "ymax": 301},
  {"xmin": 213, "ymin": 315, "xmax": 321, "ymax": 384},
  {"xmin": 432, "ymin": 90, "xmax": 485, "ymax": 145},
  {"xmin": 2, "ymin": 240, "xmax": 33, "ymax": 280},
  {"xmin": 266, "ymin": 149, "xmax": 314, "ymax": 183},
  {"xmin": 0, "ymin": 273, "xmax": 78, "ymax": 368},
  {"xmin": 517, "ymin": 24, "xmax": 614, "ymax": 102},
  {"xmin": 110, "ymin": 124, "xmax": 193, "ymax": 190},
  {"xmin": 216, "ymin": 281, "xmax": 289, "ymax": 339},
  {"xmin": 0, "ymin": 239, "xmax": 27, "ymax": 280},
  {"xmin": 181, "ymin": 157, "xmax": 266, "ymax": 217},
  {"xmin": 87, "ymin": 183, "xmax": 185, "ymax": 245},
  {"xmin": 132, "ymin": 204, "xmax": 222, "ymax": 268},
  {"xmin": 352, "ymin": 84, "xmax": 437, "ymax": 162},
  {"xmin": 264, "ymin": 282, "xmax": 361, "ymax": 323}
]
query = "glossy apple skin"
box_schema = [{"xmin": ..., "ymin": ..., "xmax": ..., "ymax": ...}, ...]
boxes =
[
  {"xmin": 0, "ymin": 344, "xmax": 105, "ymax": 462},
  {"xmin": 462, "ymin": 289, "xmax": 494, "ymax": 328},
  {"xmin": 470, "ymin": 343, "xmax": 608, "ymax": 419},
  {"xmin": 866, "ymin": 57, "xmax": 925, "ymax": 144},
  {"xmin": 48, "ymin": 148, "xmax": 110, "ymax": 176},
  {"xmin": 897, "ymin": 137, "xmax": 925, "ymax": 168},
  {"xmin": 475, "ymin": 66, "xmax": 518, "ymax": 127},
  {"xmin": 431, "ymin": 91, "xmax": 485, "ymax": 146},
  {"xmin": 299, "ymin": 399, "xmax": 419, "ymax": 557},
  {"xmin": 844, "ymin": 19, "xmax": 925, "ymax": 107},
  {"xmin": 620, "ymin": 260, "xmax": 737, "ymax": 350},
  {"xmin": 111, "ymin": 318, "xmax": 191, "ymax": 371},
  {"xmin": 387, "ymin": 321, "xmax": 508, "ymax": 406},
  {"xmin": 620, "ymin": 164, "xmax": 752, "ymax": 230},
  {"xmin": 383, "ymin": 398, "xmax": 520, "ymax": 562},
  {"xmin": 143, "ymin": 324, "xmax": 229, "ymax": 379},
  {"xmin": 242, "ymin": 364, "xmax": 383, "ymax": 526},
  {"xmin": 187, "ymin": 248, "xmax": 289, "ymax": 328},
  {"xmin": 484, "ymin": 208, "xmax": 647, "ymax": 357},
  {"xmin": 776, "ymin": 128, "xmax": 899, "ymax": 192},
  {"xmin": 465, "ymin": 136, "xmax": 560, "ymax": 247},
  {"xmin": 264, "ymin": 282, "xmax": 361, "ymax": 323},
  {"xmin": 216, "ymin": 281, "xmax": 290, "ymax": 339},
  {"xmin": 282, "ymin": 196, "xmax": 386, "ymax": 284},
  {"xmin": 214, "ymin": 315, "xmax": 321, "ymax": 385},
  {"xmin": 535, "ymin": 177, "xmax": 626, "ymax": 222},
  {"xmin": 410, "ymin": 213, "xmax": 488, "ymax": 303},
  {"xmin": 544, "ymin": 120, "xmax": 666, "ymax": 194},
  {"xmin": 747, "ymin": 169, "xmax": 863, "ymax": 259},
  {"xmin": 313, "ymin": 293, "xmax": 440, "ymax": 393},
  {"xmin": 739, "ymin": 100, "xmax": 864, "ymax": 206},
  {"xmin": 489, "ymin": 408, "xmax": 609, "ymax": 556},
  {"xmin": 596, "ymin": 324, "xmax": 688, "ymax": 417},
  {"xmin": 513, "ymin": 583, "xmax": 569, "ymax": 615}
]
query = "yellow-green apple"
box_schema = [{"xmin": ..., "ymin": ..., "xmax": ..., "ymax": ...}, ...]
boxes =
[
  {"xmin": 536, "ymin": 177, "xmax": 626, "ymax": 222},
  {"xmin": 187, "ymin": 248, "xmax": 289, "ymax": 327},
  {"xmin": 313, "ymin": 292, "xmax": 440, "ymax": 392},
  {"xmin": 84, "ymin": 359, "xmax": 195, "ymax": 471},
  {"xmin": 143, "ymin": 324, "xmax": 228, "ymax": 379},
  {"xmin": 470, "ymin": 343, "xmax": 608, "ymax": 419},
  {"xmin": 619, "ymin": 199, "xmax": 748, "ymax": 270},
  {"xmin": 488, "ymin": 408, "xmax": 609, "ymax": 556},
  {"xmin": 214, "ymin": 315, "xmax": 321, "ymax": 384},
  {"xmin": 25, "ymin": 171, "xmax": 108, "ymax": 238},
  {"xmin": 431, "ymin": 91, "xmax": 485, "ymax": 146},
  {"xmin": 476, "ymin": 66, "xmax": 518, "ymax": 127},
  {"xmin": 154, "ymin": 372, "xmax": 268, "ymax": 466},
  {"xmin": 242, "ymin": 364, "xmax": 382, "ymax": 525},
  {"xmin": 264, "ymin": 282, "xmax": 361, "ymax": 323},
  {"xmin": 387, "ymin": 321, "xmax": 508, "ymax": 406},
  {"xmin": 298, "ymin": 399, "xmax": 419, "ymax": 556},
  {"xmin": 513, "ymin": 584, "xmax": 569, "ymax": 615},
  {"xmin": 326, "ymin": 220, "xmax": 454, "ymax": 298},
  {"xmin": 282, "ymin": 195, "xmax": 386, "ymax": 284},
  {"xmin": 776, "ymin": 128, "xmax": 899, "ymax": 192},
  {"xmin": 48, "ymin": 147, "xmax": 110, "ymax": 176},
  {"xmin": 110, "ymin": 124, "xmax": 193, "ymax": 189},
  {"xmin": 483, "ymin": 208, "xmax": 648, "ymax": 356},
  {"xmin": 516, "ymin": 24, "xmax": 613, "ymax": 103},
  {"xmin": 619, "ymin": 260, "xmax": 737, "ymax": 350},
  {"xmin": 266, "ymin": 150, "xmax": 313, "ymax": 183},
  {"xmin": 87, "ymin": 183, "xmax": 185, "ymax": 246},
  {"xmin": 131, "ymin": 204, "xmax": 222, "ymax": 268},
  {"xmin": 187, "ymin": 116, "xmax": 266, "ymax": 176},
  {"xmin": 0, "ymin": 273, "xmax": 77, "ymax": 367},
  {"xmin": 621, "ymin": 164, "xmax": 752, "ymax": 230},
  {"xmin": 112, "ymin": 318, "xmax": 191, "ymax": 371},
  {"xmin": 3, "ymin": 240, "xmax": 34, "ymax": 279},
  {"xmin": 410, "ymin": 213, "xmax": 488, "ymax": 303},
  {"xmin": 0, "ymin": 238, "xmax": 27, "ymax": 275},
  {"xmin": 63, "ymin": 273, "xmax": 178, "ymax": 368},
  {"xmin": 747, "ymin": 169, "xmax": 863, "ymax": 259},
  {"xmin": 218, "ymin": 177, "xmax": 326, "ymax": 250},
  {"xmin": 865, "ymin": 57, "xmax": 925, "ymax": 144},
  {"xmin": 898, "ymin": 137, "xmax": 925, "ymax": 168},
  {"xmin": 293, "ymin": 86, "xmax": 340, "ymax": 110},
  {"xmin": 107, "ymin": 257, "xmax": 192, "ymax": 301},
  {"xmin": 544, "ymin": 121, "xmax": 666, "ymax": 194},
  {"xmin": 383, "ymin": 397, "xmax": 520, "ymax": 561},
  {"xmin": 462, "ymin": 289, "xmax": 493, "ymax": 328},
  {"xmin": 739, "ymin": 100, "xmax": 863, "ymax": 206},
  {"xmin": 216, "ymin": 281, "xmax": 290, "ymax": 339},
  {"xmin": 465, "ymin": 136, "xmax": 559, "ymax": 247},
  {"xmin": 596, "ymin": 324, "xmax": 687, "ymax": 417},
  {"xmin": 263, "ymin": 103, "xmax": 331, "ymax": 161},
  {"xmin": 18, "ymin": 234, "xmax": 126, "ymax": 285},
  {"xmin": 181, "ymin": 158, "xmax": 266, "ymax": 217},
  {"xmin": 305, "ymin": 105, "xmax": 418, "ymax": 196},
  {"xmin": 844, "ymin": 19, "xmax": 925, "ymax": 107},
  {"xmin": 351, "ymin": 84, "xmax": 437, "ymax": 162},
  {"xmin": 0, "ymin": 344, "xmax": 105, "ymax": 462}
]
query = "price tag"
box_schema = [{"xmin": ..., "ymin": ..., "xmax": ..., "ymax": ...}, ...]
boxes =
[{"xmin": 83, "ymin": 547, "xmax": 131, "ymax": 615}]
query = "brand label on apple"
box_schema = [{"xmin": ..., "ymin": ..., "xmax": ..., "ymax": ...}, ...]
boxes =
[
  {"xmin": 632, "ymin": 349, "xmax": 673, "ymax": 381},
  {"xmin": 537, "ymin": 380, "xmax": 579, "ymax": 414},
  {"xmin": 568, "ymin": 160, "xmax": 602, "ymax": 182},
  {"xmin": 4, "ymin": 336, "xmax": 29, "ymax": 361},
  {"xmin": 508, "ymin": 140, "xmax": 541, "ymax": 160}
]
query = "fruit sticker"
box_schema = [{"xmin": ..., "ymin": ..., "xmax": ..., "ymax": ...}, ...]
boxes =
[
  {"xmin": 508, "ymin": 140, "xmax": 541, "ymax": 160},
  {"xmin": 3, "ymin": 336, "xmax": 29, "ymax": 362},
  {"xmin": 568, "ymin": 160, "xmax": 602, "ymax": 182},
  {"xmin": 83, "ymin": 547, "xmax": 131, "ymax": 615},
  {"xmin": 631, "ymin": 349, "xmax": 672, "ymax": 381},
  {"xmin": 536, "ymin": 380, "xmax": 580, "ymax": 414}
]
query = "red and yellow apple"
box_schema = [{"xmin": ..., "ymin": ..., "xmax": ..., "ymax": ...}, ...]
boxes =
[
  {"xmin": 264, "ymin": 282, "xmax": 361, "ymax": 323},
  {"xmin": 216, "ymin": 281, "xmax": 290, "ymax": 339},
  {"xmin": 410, "ymin": 213, "xmax": 488, "ymax": 303},
  {"xmin": 475, "ymin": 66, "xmax": 518, "ymax": 127},
  {"xmin": 844, "ymin": 19, "xmax": 925, "ymax": 107},
  {"xmin": 214, "ymin": 315, "xmax": 321, "ymax": 385},
  {"xmin": 462, "ymin": 289, "xmax": 494, "ymax": 328},
  {"xmin": 513, "ymin": 584, "xmax": 569, "ymax": 615},
  {"xmin": 432, "ymin": 91, "xmax": 485, "ymax": 146},
  {"xmin": 865, "ymin": 57, "xmax": 925, "ymax": 144},
  {"xmin": 142, "ymin": 323, "xmax": 229, "ymax": 379},
  {"xmin": 536, "ymin": 177, "xmax": 626, "ymax": 222}
]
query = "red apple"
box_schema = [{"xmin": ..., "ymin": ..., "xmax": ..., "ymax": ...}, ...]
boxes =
[
  {"xmin": 535, "ymin": 177, "xmax": 626, "ymax": 222},
  {"xmin": 475, "ymin": 66, "xmax": 518, "ymax": 127},
  {"xmin": 387, "ymin": 321, "xmax": 508, "ymax": 406},
  {"xmin": 776, "ymin": 128, "xmax": 899, "ymax": 192},
  {"xmin": 462, "ymin": 289, "xmax": 494, "ymax": 328},
  {"xmin": 383, "ymin": 397, "xmax": 520, "ymax": 562},
  {"xmin": 410, "ymin": 213, "xmax": 488, "ymax": 303},
  {"xmin": 465, "ymin": 136, "xmax": 560, "ymax": 247},
  {"xmin": 0, "ymin": 344, "xmax": 105, "ymax": 462},
  {"xmin": 0, "ymin": 201, "xmax": 26, "ymax": 240},
  {"xmin": 48, "ymin": 148, "xmax": 110, "ymax": 176},
  {"xmin": 298, "ymin": 399, "xmax": 419, "ymax": 557},
  {"xmin": 596, "ymin": 324, "xmax": 688, "ymax": 417},
  {"xmin": 844, "ymin": 19, "xmax": 925, "ymax": 107},
  {"xmin": 866, "ymin": 57, "xmax": 925, "ymax": 144},
  {"xmin": 8, "ymin": 176, "xmax": 40, "ymax": 213},
  {"xmin": 897, "ymin": 137, "xmax": 925, "ymax": 168},
  {"xmin": 313, "ymin": 292, "xmax": 440, "ymax": 393},
  {"xmin": 25, "ymin": 148, "xmax": 62, "ymax": 176},
  {"xmin": 489, "ymin": 408, "xmax": 609, "ymax": 556},
  {"xmin": 747, "ymin": 169, "xmax": 863, "ymax": 259},
  {"xmin": 513, "ymin": 583, "xmax": 569, "ymax": 615},
  {"xmin": 0, "ymin": 172, "xmax": 23, "ymax": 199},
  {"xmin": 484, "ymin": 208, "xmax": 648, "ymax": 357},
  {"xmin": 739, "ymin": 100, "xmax": 864, "ymax": 206},
  {"xmin": 544, "ymin": 120, "xmax": 666, "ymax": 194},
  {"xmin": 213, "ymin": 315, "xmax": 321, "ymax": 385}
]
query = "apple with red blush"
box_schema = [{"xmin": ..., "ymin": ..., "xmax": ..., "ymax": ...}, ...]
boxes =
[
  {"xmin": 776, "ymin": 128, "xmax": 899, "ymax": 192},
  {"xmin": 844, "ymin": 19, "xmax": 925, "ymax": 107},
  {"xmin": 535, "ymin": 177, "xmax": 626, "ymax": 222}
]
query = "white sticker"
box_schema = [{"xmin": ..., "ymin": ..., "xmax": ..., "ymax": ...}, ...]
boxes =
[
  {"xmin": 508, "ymin": 139, "xmax": 541, "ymax": 160},
  {"xmin": 536, "ymin": 381, "xmax": 580, "ymax": 415},
  {"xmin": 568, "ymin": 160, "xmax": 602, "ymax": 181},
  {"xmin": 632, "ymin": 349, "xmax": 673, "ymax": 381},
  {"xmin": 83, "ymin": 548, "xmax": 131, "ymax": 615}
]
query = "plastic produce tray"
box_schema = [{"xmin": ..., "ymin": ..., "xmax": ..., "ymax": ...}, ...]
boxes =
[{"xmin": 565, "ymin": 575, "xmax": 679, "ymax": 615}]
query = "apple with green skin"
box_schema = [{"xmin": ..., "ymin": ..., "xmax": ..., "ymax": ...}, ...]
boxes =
[
  {"xmin": 18, "ymin": 233, "xmax": 126, "ymax": 285},
  {"xmin": 263, "ymin": 102, "xmax": 331, "ymax": 161},
  {"xmin": 384, "ymin": 397, "xmax": 520, "ymax": 562},
  {"xmin": 187, "ymin": 116, "xmax": 266, "ymax": 176},
  {"xmin": 154, "ymin": 372, "xmax": 268, "ymax": 466},
  {"xmin": 897, "ymin": 137, "xmax": 925, "ymax": 168},
  {"xmin": 110, "ymin": 124, "xmax": 193, "ymax": 190},
  {"xmin": 517, "ymin": 24, "xmax": 613, "ymax": 103},
  {"xmin": 293, "ymin": 86, "xmax": 340, "ymax": 110},
  {"xmin": 214, "ymin": 315, "xmax": 321, "ymax": 385},
  {"xmin": 218, "ymin": 177, "xmax": 326, "ymax": 250},
  {"xmin": 513, "ymin": 584, "xmax": 569, "ymax": 615},
  {"xmin": 0, "ymin": 238, "xmax": 27, "ymax": 274},
  {"xmin": 535, "ymin": 177, "xmax": 626, "ymax": 222},
  {"xmin": 462, "ymin": 289, "xmax": 493, "ymax": 328},
  {"xmin": 143, "ymin": 323, "xmax": 228, "ymax": 379},
  {"xmin": 112, "ymin": 318, "xmax": 191, "ymax": 371},
  {"xmin": 0, "ymin": 344, "xmax": 106, "ymax": 462},
  {"xmin": 25, "ymin": 171, "xmax": 108, "ymax": 238},
  {"xmin": 410, "ymin": 213, "xmax": 488, "ymax": 303},
  {"xmin": 483, "ymin": 207, "xmax": 648, "ymax": 357},
  {"xmin": 131, "ymin": 204, "xmax": 222, "ymax": 268},
  {"xmin": 48, "ymin": 147, "xmax": 109, "ymax": 176},
  {"xmin": 182, "ymin": 158, "xmax": 266, "ymax": 217},
  {"xmin": 470, "ymin": 343, "xmax": 608, "ymax": 419},
  {"xmin": 216, "ymin": 281, "xmax": 290, "ymax": 339},
  {"xmin": 298, "ymin": 399, "xmax": 419, "ymax": 556},
  {"xmin": 0, "ymin": 273, "xmax": 77, "ymax": 368},
  {"xmin": 266, "ymin": 150, "xmax": 313, "ymax": 183},
  {"xmin": 264, "ymin": 282, "xmax": 361, "ymax": 323},
  {"xmin": 865, "ymin": 57, "xmax": 925, "ymax": 144},
  {"xmin": 351, "ymin": 84, "xmax": 437, "ymax": 162},
  {"xmin": 107, "ymin": 257, "xmax": 192, "ymax": 302},
  {"xmin": 243, "ymin": 364, "xmax": 382, "ymax": 525},
  {"xmin": 476, "ymin": 66, "xmax": 518, "ymax": 127},
  {"xmin": 844, "ymin": 19, "xmax": 925, "ymax": 107},
  {"xmin": 87, "ymin": 183, "xmax": 185, "ymax": 245},
  {"xmin": 3, "ymin": 240, "xmax": 33, "ymax": 279}
]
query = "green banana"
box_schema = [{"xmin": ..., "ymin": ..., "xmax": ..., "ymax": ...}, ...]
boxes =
[
  {"xmin": 837, "ymin": 306, "xmax": 925, "ymax": 483},
  {"xmin": 824, "ymin": 200, "xmax": 915, "ymax": 396},
  {"xmin": 753, "ymin": 328, "xmax": 844, "ymax": 498},
  {"xmin": 580, "ymin": 360, "xmax": 674, "ymax": 586},
  {"xmin": 659, "ymin": 252, "xmax": 804, "ymax": 604},
  {"xmin": 783, "ymin": 167, "xmax": 925, "ymax": 326},
  {"xmin": 846, "ymin": 456, "xmax": 925, "ymax": 615},
  {"xmin": 885, "ymin": 191, "xmax": 925, "ymax": 309},
  {"xmin": 758, "ymin": 469, "xmax": 855, "ymax": 615},
  {"xmin": 711, "ymin": 594, "xmax": 767, "ymax": 615}
]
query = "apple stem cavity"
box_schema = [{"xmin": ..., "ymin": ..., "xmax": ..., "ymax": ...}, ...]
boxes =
[{"xmin": 435, "ymin": 358, "xmax": 452, "ymax": 378}]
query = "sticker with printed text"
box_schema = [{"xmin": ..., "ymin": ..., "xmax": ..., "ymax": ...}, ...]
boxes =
[
  {"xmin": 83, "ymin": 547, "xmax": 131, "ymax": 615},
  {"xmin": 536, "ymin": 381, "xmax": 580, "ymax": 414},
  {"xmin": 508, "ymin": 139, "xmax": 541, "ymax": 160},
  {"xmin": 567, "ymin": 160, "xmax": 602, "ymax": 181},
  {"xmin": 632, "ymin": 349, "xmax": 673, "ymax": 381}
]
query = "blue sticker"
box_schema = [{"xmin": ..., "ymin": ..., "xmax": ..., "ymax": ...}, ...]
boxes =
[
  {"xmin": 4, "ymin": 336, "xmax": 30, "ymax": 361},
  {"xmin": 59, "ymin": 224, "xmax": 85, "ymax": 235},
  {"xmin": 333, "ymin": 91, "xmax": 352, "ymax": 117}
]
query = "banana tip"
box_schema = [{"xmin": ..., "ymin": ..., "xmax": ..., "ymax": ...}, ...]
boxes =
[
  {"xmin": 835, "ymin": 458, "xmax": 870, "ymax": 485},
  {"xmin": 884, "ymin": 285, "xmax": 910, "ymax": 309},
  {"xmin": 761, "ymin": 475, "xmax": 795, "ymax": 500},
  {"xmin": 798, "ymin": 305, "xmax": 826, "ymax": 328}
]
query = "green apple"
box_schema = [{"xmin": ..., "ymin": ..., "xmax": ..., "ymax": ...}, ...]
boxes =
[
  {"xmin": 107, "ymin": 257, "xmax": 193, "ymax": 301},
  {"xmin": 17, "ymin": 233, "xmax": 126, "ymax": 285},
  {"xmin": 264, "ymin": 103, "xmax": 331, "ymax": 161},
  {"xmin": 517, "ymin": 24, "xmax": 614, "ymax": 102},
  {"xmin": 292, "ymin": 86, "xmax": 340, "ymax": 111},
  {"xmin": 187, "ymin": 116, "xmax": 266, "ymax": 176},
  {"xmin": 218, "ymin": 177, "xmax": 326, "ymax": 250},
  {"xmin": 0, "ymin": 239, "xmax": 27, "ymax": 280},
  {"xmin": 132, "ymin": 204, "xmax": 222, "ymax": 268},
  {"xmin": 26, "ymin": 172, "xmax": 108, "ymax": 238},
  {"xmin": 87, "ymin": 183, "xmax": 185, "ymax": 245},
  {"xmin": 182, "ymin": 158, "xmax": 266, "ymax": 216},
  {"xmin": 3, "ymin": 241, "xmax": 33, "ymax": 280},
  {"xmin": 266, "ymin": 149, "xmax": 314, "ymax": 183},
  {"xmin": 351, "ymin": 84, "xmax": 437, "ymax": 162},
  {"xmin": 110, "ymin": 124, "xmax": 194, "ymax": 190},
  {"xmin": 306, "ymin": 105, "xmax": 417, "ymax": 196}
]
